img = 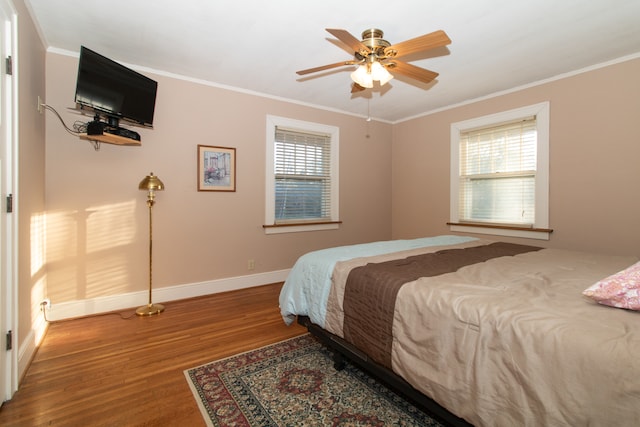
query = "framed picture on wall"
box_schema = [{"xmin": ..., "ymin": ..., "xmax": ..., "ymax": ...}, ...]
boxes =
[{"xmin": 197, "ymin": 145, "xmax": 236, "ymax": 192}]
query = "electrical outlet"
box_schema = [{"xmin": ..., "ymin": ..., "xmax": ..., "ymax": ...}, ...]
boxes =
[
  {"xmin": 40, "ymin": 298, "xmax": 51, "ymax": 311},
  {"xmin": 248, "ymin": 259, "xmax": 255, "ymax": 270},
  {"xmin": 37, "ymin": 96, "xmax": 44, "ymax": 114}
]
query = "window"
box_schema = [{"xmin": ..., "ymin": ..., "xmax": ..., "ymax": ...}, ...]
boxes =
[
  {"xmin": 449, "ymin": 102, "xmax": 551, "ymax": 240},
  {"xmin": 265, "ymin": 115, "xmax": 339, "ymax": 234}
]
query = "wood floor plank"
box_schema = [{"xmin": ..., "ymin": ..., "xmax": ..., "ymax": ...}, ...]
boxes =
[{"xmin": 0, "ymin": 282, "xmax": 306, "ymax": 426}]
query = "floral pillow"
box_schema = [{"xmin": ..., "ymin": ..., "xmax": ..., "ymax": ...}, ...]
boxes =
[{"xmin": 583, "ymin": 261, "xmax": 640, "ymax": 310}]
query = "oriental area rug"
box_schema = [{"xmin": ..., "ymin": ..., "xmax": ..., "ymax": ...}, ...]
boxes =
[{"xmin": 184, "ymin": 334, "xmax": 443, "ymax": 426}]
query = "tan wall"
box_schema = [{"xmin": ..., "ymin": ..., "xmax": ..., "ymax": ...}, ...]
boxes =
[
  {"xmin": 44, "ymin": 52, "xmax": 393, "ymax": 304},
  {"xmin": 14, "ymin": 0, "xmax": 47, "ymax": 359},
  {"xmin": 392, "ymin": 58, "xmax": 640, "ymax": 257}
]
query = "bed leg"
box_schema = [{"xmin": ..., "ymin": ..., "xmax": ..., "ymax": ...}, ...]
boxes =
[{"xmin": 332, "ymin": 351, "xmax": 346, "ymax": 370}]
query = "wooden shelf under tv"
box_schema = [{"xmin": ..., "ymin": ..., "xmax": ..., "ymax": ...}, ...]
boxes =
[{"xmin": 79, "ymin": 133, "xmax": 141, "ymax": 146}]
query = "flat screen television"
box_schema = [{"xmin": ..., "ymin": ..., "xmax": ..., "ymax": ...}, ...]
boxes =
[{"xmin": 74, "ymin": 46, "xmax": 158, "ymax": 128}]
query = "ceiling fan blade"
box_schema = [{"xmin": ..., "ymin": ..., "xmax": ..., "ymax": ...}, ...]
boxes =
[
  {"xmin": 389, "ymin": 61, "xmax": 439, "ymax": 84},
  {"xmin": 384, "ymin": 30, "xmax": 451, "ymax": 59},
  {"xmin": 351, "ymin": 82, "xmax": 366, "ymax": 93},
  {"xmin": 326, "ymin": 28, "xmax": 371, "ymax": 55},
  {"xmin": 296, "ymin": 60, "xmax": 355, "ymax": 75}
]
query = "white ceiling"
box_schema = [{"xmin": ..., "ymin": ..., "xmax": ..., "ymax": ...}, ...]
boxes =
[{"xmin": 24, "ymin": 0, "xmax": 640, "ymax": 123}]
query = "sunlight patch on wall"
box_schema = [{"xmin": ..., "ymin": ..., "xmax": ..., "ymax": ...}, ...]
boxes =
[
  {"xmin": 46, "ymin": 266, "xmax": 78, "ymax": 302},
  {"xmin": 30, "ymin": 212, "xmax": 46, "ymax": 277},
  {"xmin": 29, "ymin": 277, "xmax": 46, "ymax": 325},
  {"xmin": 46, "ymin": 210, "xmax": 78, "ymax": 264},
  {"xmin": 86, "ymin": 201, "xmax": 136, "ymax": 253},
  {"xmin": 86, "ymin": 253, "xmax": 135, "ymax": 297},
  {"xmin": 46, "ymin": 200, "xmax": 139, "ymax": 302}
]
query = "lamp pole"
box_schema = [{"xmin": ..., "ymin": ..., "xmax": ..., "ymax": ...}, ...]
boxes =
[{"xmin": 136, "ymin": 173, "xmax": 165, "ymax": 316}]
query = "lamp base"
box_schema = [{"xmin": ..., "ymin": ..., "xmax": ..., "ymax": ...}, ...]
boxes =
[{"xmin": 136, "ymin": 303, "xmax": 165, "ymax": 316}]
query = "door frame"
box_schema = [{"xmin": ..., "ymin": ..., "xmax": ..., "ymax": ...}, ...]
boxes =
[{"xmin": 0, "ymin": 0, "xmax": 18, "ymax": 404}]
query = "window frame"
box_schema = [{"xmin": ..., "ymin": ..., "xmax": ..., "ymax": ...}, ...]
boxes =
[
  {"xmin": 264, "ymin": 115, "xmax": 340, "ymax": 234},
  {"xmin": 449, "ymin": 102, "xmax": 551, "ymax": 240}
]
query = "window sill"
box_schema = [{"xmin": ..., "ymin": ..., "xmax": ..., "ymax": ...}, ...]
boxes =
[
  {"xmin": 263, "ymin": 221, "xmax": 342, "ymax": 234},
  {"xmin": 447, "ymin": 222, "xmax": 553, "ymax": 240}
]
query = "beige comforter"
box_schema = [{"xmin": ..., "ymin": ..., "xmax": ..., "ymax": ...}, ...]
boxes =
[{"xmin": 324, "ymin": 239, "xmax": 640, "ymax": 426}]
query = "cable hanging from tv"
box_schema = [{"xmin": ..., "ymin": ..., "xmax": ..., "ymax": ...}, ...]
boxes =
[
  {"xmin": 38, "ymin": 102, "xmax": 101, "ymax": 151},
  {"xmin": 39, "ymin": 103, "xmax": 83, "ymax": 136}
]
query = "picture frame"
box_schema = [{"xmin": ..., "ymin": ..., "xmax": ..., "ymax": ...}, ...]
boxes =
[{"xmin": 197, "ymin": 145, "xmax": 236, "ymax": 192}]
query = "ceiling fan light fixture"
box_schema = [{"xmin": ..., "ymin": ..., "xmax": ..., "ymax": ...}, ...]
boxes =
[
  {"xmin": 350, "ymin": 65, "xmax": 373, "ymax": 88},
  {"xmin": 351, "ymin": 61, "xmax": 393, "ymax": 88},
  {"xmin": 370, "ymin": 61, "xmax": 394, "ymax": 85}
]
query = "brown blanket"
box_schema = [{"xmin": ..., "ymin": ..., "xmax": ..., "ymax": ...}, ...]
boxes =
[{"xmin": 343, "ymin": 242, "xmax": 542, "ymax": 369}]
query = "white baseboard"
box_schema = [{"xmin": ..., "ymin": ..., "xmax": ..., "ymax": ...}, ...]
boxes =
[{"xmin": 45, "ymin": 269, "xmax": 290, "ymax": 321}]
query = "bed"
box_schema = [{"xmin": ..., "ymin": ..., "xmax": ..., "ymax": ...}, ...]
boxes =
[{"xmin": 279, "ymin": 235, "xmax": 640, "ymax": 427}]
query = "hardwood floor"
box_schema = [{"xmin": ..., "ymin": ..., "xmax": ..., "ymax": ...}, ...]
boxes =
[{"xmin": 0, "ymin": 282, "xmax": 307, "ymax": 426}]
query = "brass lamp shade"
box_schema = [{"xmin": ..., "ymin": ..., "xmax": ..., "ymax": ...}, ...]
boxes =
[
  {"xmin": 139, "ymin": 173, "xmax": 165, "ymax": 192},
  {"xmin": 137, "ymin": 172, "xmax": 165, "ymax": 316}
]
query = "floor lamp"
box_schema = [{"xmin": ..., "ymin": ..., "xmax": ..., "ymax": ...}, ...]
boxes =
[{"xmin": 137, "ymin": 172, "xmax": 165, "ymax": 316}]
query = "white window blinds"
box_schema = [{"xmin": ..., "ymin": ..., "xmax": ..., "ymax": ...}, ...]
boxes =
[
  {"xmin": 274, "ymin": 127, "xmax": 332, "ymax": 223},
  {"xmin": 458, "ymin": 116, "xmax": 537, "ymax": 226}
]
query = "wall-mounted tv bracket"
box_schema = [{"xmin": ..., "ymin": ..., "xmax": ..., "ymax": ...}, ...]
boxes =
[{"xmin": 37, "ymin": 99, "xmax": 141, "ymax": 150}]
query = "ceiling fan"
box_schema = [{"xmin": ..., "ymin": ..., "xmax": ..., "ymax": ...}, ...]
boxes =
[{"xmin": 296, "ymin": 28, "xmax": 451, "ymax": 93}]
